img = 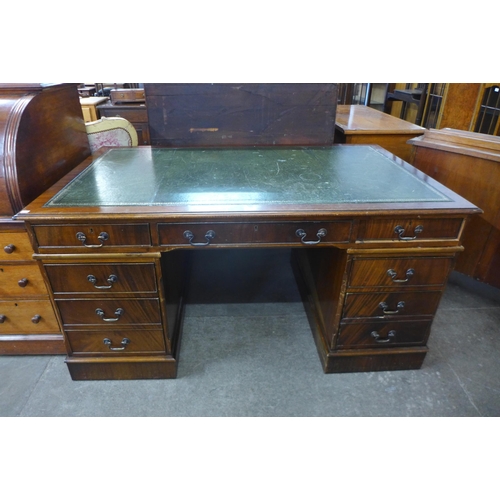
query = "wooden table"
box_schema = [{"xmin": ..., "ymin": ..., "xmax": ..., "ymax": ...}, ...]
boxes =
[
  {"xmin": 79, "ymin": 96, "xmax": 108, "ymax": 122},
  {"xmin": 335, "ymin": 105, "xmax": 425, "ymax": 163},
  {"xmin": 17, "ymin": 145, "xmax": 479, "ymax": 380}
]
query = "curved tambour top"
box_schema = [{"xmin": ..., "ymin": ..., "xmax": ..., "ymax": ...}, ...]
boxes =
[{"xmin": 0, "ymin": 83, "xmax": 90, "ymax": 223}]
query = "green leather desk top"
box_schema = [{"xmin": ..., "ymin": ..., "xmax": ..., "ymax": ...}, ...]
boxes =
[{"xmin": 44, "ymin": 146, "xmax": 450, "ymax": 208}]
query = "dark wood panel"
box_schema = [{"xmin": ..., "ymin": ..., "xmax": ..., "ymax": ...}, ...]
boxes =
[
  {"xmin": 323, "ymin": 348, "xmax": 428, "ymax": 373},
  {"xmin": 66, "ymin": 356, "xmax": 177, "ymax": 380},
  {"xmin": 144, "ymin": 83, "xmax": 337, "ymax": 147}
]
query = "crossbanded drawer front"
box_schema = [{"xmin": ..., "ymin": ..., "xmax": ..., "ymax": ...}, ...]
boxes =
[
  {"xmin": 349, "ymin": 256, "xmax": 453, "ymax": 288},
  {"xmin": 45, "ymin": 263, "xmax": 157, "ymax": 294},
  {"xmin": 0, "ymin": 263, "xmax": 49, "ymax": 296},
  {"xmin": 66, "ymin": 329, "xmax": 166, "ymax": 355},
  {"xmin": 0, "ymin": 300, "xmax": 60, "ymax": 333},
  {"xmin": 158, "ymin": 221, "xmax": 352, "ymax": 246},
  {"xmin": 343, "ymin": 291, "xmax": 442, "ymax": 319},
  {"xmin": 337, "ymin": 319, "xmax": 432, "ymax": 349},
  {"xmin": 1, "ymin": 232, "xmax": 34, "ymax": 260},
  {"xmin": 56, "ymin": 298, "xmax": 162, "ymax": 326},
  {"xmin": 357, "ymin": 218, "xmax": 463, "ymax": 241},
  {"xmin": 33, "ymin": 224, "xmax": 151, "ymax": 249}
]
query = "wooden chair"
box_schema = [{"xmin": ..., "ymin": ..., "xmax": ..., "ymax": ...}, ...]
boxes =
[
  {"xmin": 85, "ymin": 116, "xmax": 138, "ymax": 153},
  {"xmin": 384, "ymin": 84, "xmax": 428, "ymax": 126}
]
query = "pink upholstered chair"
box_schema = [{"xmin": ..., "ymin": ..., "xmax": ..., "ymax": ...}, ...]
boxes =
[{"xmin": 85, "ymin": 116, "xmax": 138, "ymax": 153}]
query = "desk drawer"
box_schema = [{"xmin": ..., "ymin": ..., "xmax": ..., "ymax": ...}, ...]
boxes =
[
  {"xmin": 45, "ymin": 263, "xmax": 157, "ymax": 294},
  {"xmin": 337, "ymin": 319, "xmax": 432, "ymax": 348},
  {"xmin": 348, "ymin": 256, "xmax": 453, "ymax": 288},
  {"xmin": 0, "ymin": 300, "xmax": 60, "ymax": 333},
  {"xmin": 67, "ymin": 329, "xmax": 165, "ymax": 355},
  {"xmin": 357, "ymin": 218, "xmax": 463, "ymax": 242},
  {"xmin": 158, "ymin": 221, "xmax": 352, "ymax": 247},
  {"xmin": 343, "ymin": 291, "xmax": 442, "ymax": 319},
  {"xmin": 1, "ymin": 232, "xmax": 34, "ymax": 260},
  {"xmin": 0, "ymin": 263, "xmax": 50, "ymax": 296},
  {"xmin": 56, "ymin": 298, "xmax": 162, "ymax": 326},
  {"xmin": 33, "ymin": 224, "xmax": 151, "ymax": 250}
]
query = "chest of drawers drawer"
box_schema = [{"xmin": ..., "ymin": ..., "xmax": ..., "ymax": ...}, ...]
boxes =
[
  {"xmin": 66, "ymin": 329, "xmax": 166, "ymax": 355},
  {"xmin": 348, "ymin": 256, "xmax": 453, "ymax": 289},
  {"xmin": 158, "ymin": 221, "xmax": 352, "ymax": 247},
  {"xmin": 342, "ymin": 291, "xmax": 442, "ymax": 319},
  {"xmin": 0, "ymin": 300, "xmax": 60, "ymax": 333},
  {"xmin": 1, "ymin": 263, "xmax": 50, "ymax": 296},
  {"xmin": 33, "ymin": 224, "xmax": 151, "ymax": 250},
  {"xmin": 337, "ymin": 319, "xmax": 432, "ymax": 349},
  {"xmin": 1, "ymin": 232, "xmax": 35, "ymax": 260},
  {"xmin": 56, "ymin": 298, "xmax": 162, "ymax": 326},
  {"xmin": 45, "ymin": 263, "xmax": 158, "ymax": 294},
  {"xmin": 357, "ymin": 218, "xmax": 463, "ymax": 242}
]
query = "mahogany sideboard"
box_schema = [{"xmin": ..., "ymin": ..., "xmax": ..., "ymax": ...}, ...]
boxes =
[
  {"xmin": 0, "ymin": 83, "xmax": 90, "ymax": 354},
  {"xmin": 17, "ymin": 145, "xmax": 479, "ymax": 380},
  {"xmin": 409, "ymin": 128, "xmax": 500, "ymax": 288},
  {"xmin": 334, "ymin": 105, "xmax": 425, "ymax": 163}
]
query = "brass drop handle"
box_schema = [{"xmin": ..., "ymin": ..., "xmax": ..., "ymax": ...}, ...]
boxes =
[
  {"xmin": 371, "ymin": 330, "xmax": 396, "ymax": 343},
  {"xmin": 183, "ymin": 229, "xmax": 216, "ymax": 246},
  {"xmin": 0, "ymin": 315, "xmax": 6, "ymax": 323},
  {"xmin": 18, "ymin": 278, "xmax": 29, "ymax": 288},
  {"xmin": 31, "ymin": 315, "xmax": 41, "ymax": 324},
  {"xmin": 394, "ymin": 225, "xmax": 423, "ymax": 241},
  {"xmin": 103, "ymin": 337, "xmax": 130, "ymax": 351},
  {"xmin": 87, "ymin": 274, "xmax": 118, "ymax": 289},
  {"xmin": 95, "ymin": 307, "xmax": 124, "ymax": 322},
  {"xmin": 296, "ymin": 228, "xmax": 327, "ymax": 245},
  {"xmin": 4, "ymin": 244, "xmax": 15, "ymax": 254},
  {"xmin": 76, "ymin": 231, "xmax": 109, "ymax": 248},
  {"xmin": 379, "ymin": 301, "xmax": 405, "ymax": 315},
  {"xmin": 387, "ymin": 268, "xmax": 414, "ymax": 283}
]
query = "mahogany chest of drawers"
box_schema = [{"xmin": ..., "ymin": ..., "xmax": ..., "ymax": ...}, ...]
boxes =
[{"xmin": 0, "ymin": 83, "xmax": 90, "ymax": 354}]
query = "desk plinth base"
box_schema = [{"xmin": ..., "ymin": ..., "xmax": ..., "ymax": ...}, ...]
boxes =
[
  {"xmin": 306, "ymin": 303, "xmax": 428, "ymax": 373},
  {"xmin": 65, "ymin": 355, "xmax": 178, "ymax": 380},
  {"xmin": 318, "ymin": 341, "xmax": 428, "ymax": 374}
]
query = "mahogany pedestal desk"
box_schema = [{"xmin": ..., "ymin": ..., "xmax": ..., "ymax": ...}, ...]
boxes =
[
  {"xmin": 335, "ymin": 105, "xmax": 425, "ymax": 163},
  {"xmin": 17, "ymin": 145, "xmax": 479, "ymax": 380}
]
